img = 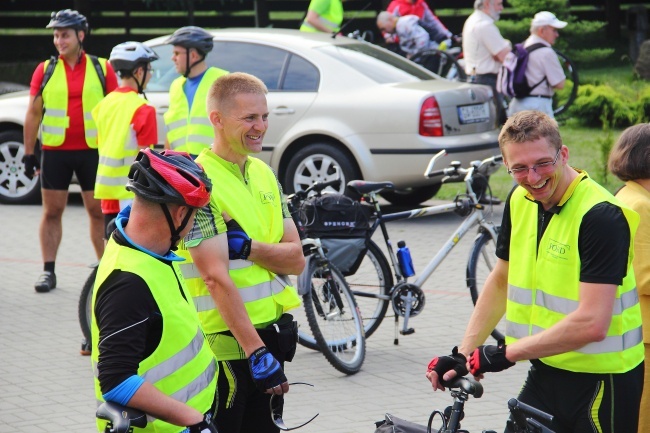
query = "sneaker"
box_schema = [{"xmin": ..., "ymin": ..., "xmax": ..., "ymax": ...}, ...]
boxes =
[
  {"xmin": 478, "ymin": 194, "xmax": 502, "ymax": 205},
  {"xmin": 80, "ymin": 338, "xmax": 92, "ymax": 356},
  {"xmin": 35, "ymin": 271, "xmax": 56, "ymax": 293}
]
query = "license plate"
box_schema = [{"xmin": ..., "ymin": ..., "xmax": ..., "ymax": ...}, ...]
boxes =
[{"xmin": 457, "ymin": 102, "xmax": 489, "ymax": 124}]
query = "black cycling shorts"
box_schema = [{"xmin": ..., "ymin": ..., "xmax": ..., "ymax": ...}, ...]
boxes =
[
  {"xmin": 40, "ymin": 149, "xmax": 99, "ymax": 191},
  {"xmin": 505, "ymin": 360, "xmax": 644, "ymax": 433}
]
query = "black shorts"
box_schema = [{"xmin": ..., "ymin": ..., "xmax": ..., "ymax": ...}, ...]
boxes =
[
  {"xmin": 505, "ymin": 360, "xmax": 644, "ymax": 433},
  {"xmin": 40, "ymin": 149, "xmax": 99, "ymax": 191}
]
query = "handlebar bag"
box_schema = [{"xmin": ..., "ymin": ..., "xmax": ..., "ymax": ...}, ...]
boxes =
[{"xmin": 299, "ymin": 193, "xmax": 373, "ymax": 239}]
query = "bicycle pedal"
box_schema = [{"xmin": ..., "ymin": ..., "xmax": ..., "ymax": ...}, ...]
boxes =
[
  {"xmin": 400, "ymin": 328, "xmax": 415, "ymax": 335},
  {"xmin": 80, "ymin": 338, "xmax": 91, "ymax": 356}
]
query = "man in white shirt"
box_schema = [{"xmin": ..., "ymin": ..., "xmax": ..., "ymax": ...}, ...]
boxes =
[
  {"xmin": 462, "ymin": 0, "xmax": 511, "ymax": 124},
  {"xmin": 507, "ymin": 11, "xmax": 567, "ymax": 118}
]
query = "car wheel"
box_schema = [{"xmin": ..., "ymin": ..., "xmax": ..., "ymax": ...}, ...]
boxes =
[
  {"xmin": 380, "ymin": 183, "xmax": 441, "ymax": 207},
  {"xmin": 284, "ymin": 143, "xmax": 360, "ymax": 195},
  {"xmin": 0, "ymin": 130, "xmax": 42, "ymax": 204}
]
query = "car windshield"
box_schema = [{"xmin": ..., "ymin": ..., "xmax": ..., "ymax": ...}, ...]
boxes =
[{"xmin": 316, "ymin": 43, "xmax": 435, "ymax": 83}]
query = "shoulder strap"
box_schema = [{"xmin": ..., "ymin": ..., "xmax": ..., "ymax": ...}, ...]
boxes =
[
  {"xmin": 36, "ymin": 56, "xmax": 58, "ymax": 99},
  {"xmin": 525, "ymin": 43, "xmax": 547, "ymax": 54},
  {"xmin": 88, "ymin": 55, "xmax": 107, "ymax": 96}
]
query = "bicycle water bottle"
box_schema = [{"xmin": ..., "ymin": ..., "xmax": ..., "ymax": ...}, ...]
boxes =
[{"xmin": 396, "ymin": 240, "xmax": 415, "ymax": 277}]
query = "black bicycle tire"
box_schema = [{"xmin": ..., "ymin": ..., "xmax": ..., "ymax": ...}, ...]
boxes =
[
  {"xmin": 348, "ymin": 240, "xmax": 393, "ymax": 339},
  {"xmin": 466, "ymin": 229, "xmax": 504, "ymax": 342},
  {"xmin": 303, "ymin": 260, "xmax": 366, "ymax": 375},
  {"xmin": 552, "ymin": 49, "xmax": 578, "ymax": 117},
  {"xmin": 78, "ymin": 266, "xmax": 97, "ymax": 347},
  {"xmin": 412, "ymin": 49, "xmax": 467, "ymax": 82}
]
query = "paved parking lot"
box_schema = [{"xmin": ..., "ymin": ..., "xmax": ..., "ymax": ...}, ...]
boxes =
[{"xmin": 0, "ymin": 195, "xmax": 528, "ymax": 433}]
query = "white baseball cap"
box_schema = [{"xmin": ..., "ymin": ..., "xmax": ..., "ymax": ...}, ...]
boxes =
[{"xmin": 531, "ymin": 11, "xmax": 568, "ymax": 29}]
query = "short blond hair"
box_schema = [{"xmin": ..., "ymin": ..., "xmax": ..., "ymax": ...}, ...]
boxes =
[
  {"xmin": 498, "ymin": 110, "xmax": 562, "ymax": 152},
  {"xmin": 206, "ymin": 72, "xmax": 268, "ymax": 113}
]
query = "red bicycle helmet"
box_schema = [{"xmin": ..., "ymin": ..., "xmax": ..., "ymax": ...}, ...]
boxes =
[{"xmin": 127, "ymin": 149, "xmax": 212, "ymax": 208}]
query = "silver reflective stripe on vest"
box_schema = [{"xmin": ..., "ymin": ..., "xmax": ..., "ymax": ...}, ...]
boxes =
[
  {"xmin": 303, "ymin": 16, "xmax": 339, "ymax": 31},
  {"xmin": 508, "ymin": 285, "xmax": 532, "ymax": 305},
  {"xmin": 85, "ymin": 112, "xmax": 94, "ymax": 121},
  {"xmin": 511, "ymin": 285, "xmax": 640, "ymax": 316},
  {"xmin": 142, "ymin": 328, "xmax": 207, "ymax": 384},
  {"xmin": 191, "ymin": 117, "xmax": 212, "ymax": 126},
  {"xmin": 179, "ymin": 259, "xmax": 253, "ymax": 280},
  {"xmin": 167, "ymin": 119, "xmax": 187, "ymax": 130},
  {"xmin": 99, "ymin": 155, "xmax": 137, "ymax": 168},
  {"xmin": 95, "ymin": 175, "xmax": 129, "ymax": 186},
  {"xmin": 506, "ymin": 321, "xmax": 529, "ymax": 339},
  {"xmin": 45, "ymin": 108, "xmax": 66, "ymax": 117},
  {"xmin": 193, "ymin": 275, "xmax": 290, "ymax": 313},
  {"xmin": 86, "ymin": 128, "xmax": 98, "ymax": 138},
  {"xmin": 42, "ymin": 125, "xmax": 66, "ymax": 135},
  {"xmin": 169, "ymin": 138, "xmax": 185, "ymax": 150},
  {"xmin": 187, "ymin": 134, "xmax": 213, "ymax": 145},
  {"xmin": 529, "ymin": 324, "xmax": 643, "ymax": 354}
]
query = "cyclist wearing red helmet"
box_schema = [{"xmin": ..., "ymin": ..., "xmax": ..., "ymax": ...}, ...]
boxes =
[
  {"xmin": 91, "ymin": 149, "xmax": 219, "ymax": 433},
  {"xmin": 23, "ymin": 9, "xmax": 119, "ymax": 293}
]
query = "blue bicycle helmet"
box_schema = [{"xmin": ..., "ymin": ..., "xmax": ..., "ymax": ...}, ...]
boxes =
[
  {"xmin": 164, "ymin": 26, "xmax": 214, "ymax": 54},
  {"xmin": 46, "ymin": 9, "xmax": 89, "ymax": 34}
]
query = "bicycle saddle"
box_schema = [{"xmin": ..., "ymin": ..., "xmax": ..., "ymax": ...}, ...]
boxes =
[
  {"xmin": 96, "ymin": 401, "xmax": 147, "ymax": 433},
  {"xmin": 345, "ymin": 180, "xmax": 394, "ymax": 196},
  {"xmin": 447, "ymin": 377, "xmax": 484, "ymax": 398}
]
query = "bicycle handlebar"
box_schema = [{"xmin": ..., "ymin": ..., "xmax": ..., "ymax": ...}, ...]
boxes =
[
  {"xmin": 424, "ymin": 150, "xmax": 503, "ymax": 180},
  {"xmin": 289, "ymin": 177, "xmax": 342, "ymax": 201},
  {"xmin": 508, "ymin": 398, "xmax": 553, "ymax": 424}
]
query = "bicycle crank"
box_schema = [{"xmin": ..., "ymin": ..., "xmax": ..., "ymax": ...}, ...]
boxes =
[{"xmin": 391, "ymin": 283, "xmax": 426, "ymax": 318}]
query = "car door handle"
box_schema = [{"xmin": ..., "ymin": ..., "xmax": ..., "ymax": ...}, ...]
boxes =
[{"xmin": 272, "ymin": 107, "xmax": 295, "ymax": 115}]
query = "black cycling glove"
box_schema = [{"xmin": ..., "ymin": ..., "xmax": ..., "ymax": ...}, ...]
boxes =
[
  {"xmin": 469, "ymin": 340, "xmax": 515, "ymax": 376},
  {"xmin": 22, "ymin": 154, "xmax": 40, "ymax": 179},
  {"xmin": 427, "ymin": 346, "xmax": 469, "ymax": 386}
]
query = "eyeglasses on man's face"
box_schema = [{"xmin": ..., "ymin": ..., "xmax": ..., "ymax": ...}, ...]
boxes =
[
  {"xmin": 507, "ymin": 148, "xmax": 561, "ymax": 180},
  {"xmin": 270, "ymin": 382, "xmax": 319, "ymax": 431}
]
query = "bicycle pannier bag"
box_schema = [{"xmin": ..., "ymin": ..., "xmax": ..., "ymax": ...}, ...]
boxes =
[
  {"xmin": 299, "ymin": 193, "xmax": 373, "ymax": 275},
  {"xmin": 496, "ymin": 42, "xmax": 546, "ymax": 98},
  {"xmin": 374, "ymin": 413, "xmax": 428, "ymax": 433}
]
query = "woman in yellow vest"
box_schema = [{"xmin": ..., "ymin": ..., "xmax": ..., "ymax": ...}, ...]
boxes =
[
  {"xmin": 300, "ymin": 0, "xmax": 344, "ymax": 33},
  {"xmin": 92, "ymin": 41, "xmax": 159, "ymax": 239},
  {"xmin": 607, "ymin": 124, "xmax": 650, "ymax": 433},
  {"xmin": 91, "ymin": 149, "xmax": 218, "ymax": 433},
  {"xmin": 163, "ymin": 26, "xmax": 227, "ymax": 158},
  {"xmin": 426, "ymin": 111, "xmax": 644, "ymax": 433},
  {"xmin": 23, "ymin": 9, "xmax": 119, "ymax": 293}
]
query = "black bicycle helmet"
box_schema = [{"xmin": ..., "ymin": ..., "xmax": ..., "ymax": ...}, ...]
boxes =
[
  {"xmin": 163, "ymin": 26, "xmax": 214, "ymax": 54},
  {"xmin": 46, "ymin": 9, "xmax": 89, "ymax": 33},
  {"xmin": 126, "ymin": 149, "xmax": 212, "ymax": 208},
  {"xmin": 109, "ymin": 41, "xmax": 159, "ymax": 72}
]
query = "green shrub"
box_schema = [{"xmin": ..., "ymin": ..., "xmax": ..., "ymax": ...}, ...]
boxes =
[
  {"xmin": 568, "ymin": 84, "xmax": 639, "ymax": 127},
  {"xmin": 638, "ymin": 87, "xmax": 650, "ymax": 122}
]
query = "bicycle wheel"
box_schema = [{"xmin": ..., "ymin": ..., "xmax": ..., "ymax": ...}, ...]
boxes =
[
  {"xmin": 304, "ymin": 260, "xmax": 366, "ymax": 375},
  {"xmin": 552, "ymin": 49, "xmax": 578, "ymax": 117},
  {"xmin": 78, "ymin": 266, "xmax": 97, "ymax": 349},
  {"xmin": 412, "ymin": 49, "xmax": 467, "ymax": 82},
  {"xmin": 346, "ymin": 240, "xmax": 393, "ymax": 339},
  {"xmin": 466, "ymin": 228, "xmax": 505, "ymax": 341}
]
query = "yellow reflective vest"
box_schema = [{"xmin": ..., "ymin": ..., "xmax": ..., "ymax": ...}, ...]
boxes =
[
  {"xmin": 163, "ymin": 67, "xmax": 227, "ymax": 156},
  {"xmin": 178, "ymin": 151, "xmax": 301, "ymax": 348},
  {"xmin": 506, "ymin": 173, "xmax": 643, "ymax": 374},
  {"xmin": 93, "ymin": 90, "xmax": 148, "ymax": 199},
  {"xmin": 91, "ymin": 236, "xmax": 217, "ymax": 433},
  {"xmin": 41, "ymin": 55, "xmax": 107, "ymax": 148},
  {"xmin": 300, "ymin": 0, "xmax": 343, "ymax": 33}
]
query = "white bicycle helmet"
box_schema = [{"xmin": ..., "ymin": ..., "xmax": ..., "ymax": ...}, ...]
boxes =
[{"xmin": 110, "ymin": 41, "xmax": 159, "ymax": 72}]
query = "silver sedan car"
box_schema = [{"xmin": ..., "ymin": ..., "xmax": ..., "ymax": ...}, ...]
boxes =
[{"xmin": 0, "ymin": 28, "xmax": 500, "ymax": 206}]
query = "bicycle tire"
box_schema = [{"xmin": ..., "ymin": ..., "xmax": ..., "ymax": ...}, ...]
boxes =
[
  {"xmin": 552, "ymin": 49, "xmax": 578, "ymax": 117},
  {"xmin": 303, "ymin": 259, "xmax": 366, "ymax": 375},
  {"xmin": 466, "ymin": 228, "xmax": 505, "ymax": 341},
  {"xmin": 347, "ymin": 240, "xmax": 393, "ymax": 339},
  {"xmin": 412, "ymin": 49, "xmax": 467, "ymax": 82},
  {"xmin": 78, "ymin": 266, "xmax": 97, "ymax": 348}
]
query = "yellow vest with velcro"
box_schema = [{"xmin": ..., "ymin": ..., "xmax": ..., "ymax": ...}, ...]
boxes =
[
  {"xmin": 41, "ymin": 55, "xmax": 107, "ymax": 148},
  {"xmin": 163, "ymin": 67, "xmax": 227, "ymax": 156},
  {"xmin": 93, "ymin": 90, "xmax": 147, "ymax": 199},
  {"xmin": 91, "ymin": 237, "xmax": 217, "ymax": 433},
  {"xmin": 178, "ymin": 151, "xmax": 301, "ymax": 335},
  {"xmin": 300, "ymin": 0, "xmax": 343, "ymax": 32},
  {"xmin": 506, "ymin": 174, "xmax": 643, "ymax": 373}
]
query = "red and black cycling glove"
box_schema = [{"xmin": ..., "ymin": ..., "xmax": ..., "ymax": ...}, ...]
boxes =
[
  {"xmin": 427, "ymin": 346, "xmax": 469, "ymax": 386},
  {"xmin": 468, "ymin": 340, "xmax": 515, "ymax": 376}
]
